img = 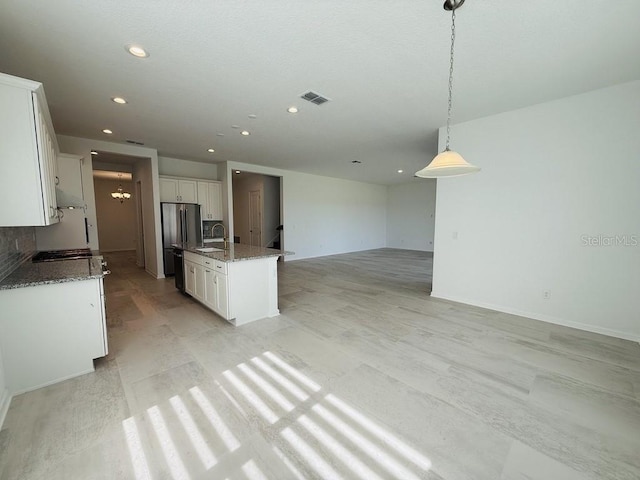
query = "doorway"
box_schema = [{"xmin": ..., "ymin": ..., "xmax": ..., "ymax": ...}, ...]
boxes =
[
  {"xmin": 232, "ymin": 172, "xmax": 281, "ymax": 248},
  {"xmin": 91, "ymin": 151, "xmax": 150, "ymax": 268}
]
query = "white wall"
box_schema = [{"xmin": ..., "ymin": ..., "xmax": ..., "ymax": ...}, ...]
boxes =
[
  {"xmin": 432, "ymin": 81, "xmax": 640, "ymax": 341},
  {"xmin": 387, "ymin": 181, "xmax": 437, "ymax": 252},
  {"xmin": 158, "ymin": 156, "xmax": 218, "ymax": 180},
  {"xmin": 56, "ymin": 136, "xmax": 163, "ymax": 278},
  {"xmin": 224, "ymin": 162, "xmax": 387, "ymax": 260},
  {"xmin": 93, "ymin": 178, "xmax": 137, "ymax": 252}
]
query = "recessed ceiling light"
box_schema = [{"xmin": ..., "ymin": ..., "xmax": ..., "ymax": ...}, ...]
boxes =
[
  {"xmin": 235, "ymin": 170, "xmax": 241, "ymax": 174},
  {"xmin": 248, "ymin": 114, "xmax": 257, "ymax": 119},
  {"xmin": 231, "ymin": 125, "xmax": 240, "ymax": 129},
  {"xmin": 397, "ymin": 169, "xmax": 404, "ymax": 173},
  {"xmin": 287, "ymin": 106, "xmax": 298, "ymax": 114},
  {"xmin": 126, "ymin": 45, "xmax": 149, "ymax": 58},
  {"xmin": 216, "ymin": 133, "xmax": 225, "ymax": 137},
  {"xmin": 207, "ymin": 148, "xmax": 215, "ymax": 153},
  {"xmin": 90, "ymin": 151, "xmax": 98, "ymax": 155},
  {"xmin": 240, "ymin": 130, "xmax": 250, "ymax": 136},
  {"xmin": 112, "ymin": 97, "xmax": 127, "ymax": 104},
  {"xmin": 102, "ymin": 129, "xmax": 113, "ymax": 134}
]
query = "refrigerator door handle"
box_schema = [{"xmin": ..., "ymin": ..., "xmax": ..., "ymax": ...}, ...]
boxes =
[
  {"xmin": 179, "ymin": 208, "xmax": 184, "ymax": 245},
  {"xmin": 182, "ymin": 208, "xmax": 189, "ymax": 243}
]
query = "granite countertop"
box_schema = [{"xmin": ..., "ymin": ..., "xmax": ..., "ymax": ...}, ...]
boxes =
[
  {"xmin": 0, "ymin": 257, "xmax": 106, "ymax": 290},
  {"xmin": 175, "ymin": 242, "xmax": 293, "ymax": 263}
]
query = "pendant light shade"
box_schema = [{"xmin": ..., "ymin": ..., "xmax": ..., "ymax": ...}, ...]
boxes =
[
  {"xmin": 415, "ymin": 149, "xmax": 480, "ymax": 178},
  {"xmin": 415, "ymin": 0, "xmax": 480, "ymax": 179}
]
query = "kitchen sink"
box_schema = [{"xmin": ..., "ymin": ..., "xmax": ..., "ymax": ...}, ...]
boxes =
[{"xmin": 196, "ymin": 247, "xmax": 224, "ymax": 253}]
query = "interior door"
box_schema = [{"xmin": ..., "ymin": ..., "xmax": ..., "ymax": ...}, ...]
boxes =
[{"xmin": 249, "ymin": 190, "xmax": 262, "ymax": 247}]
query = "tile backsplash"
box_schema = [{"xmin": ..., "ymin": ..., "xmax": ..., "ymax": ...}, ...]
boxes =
[
  {"xmin": 0, "ymin": 226, "xmax": 36, "ymax": 281},
  {"xmin": 203, "ymin": 220, "xmax": 224, "ymax": 239}
]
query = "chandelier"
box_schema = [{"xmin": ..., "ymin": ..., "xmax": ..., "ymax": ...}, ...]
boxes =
[
  {"xmin": 415, "ymin": 0, "xmax": 480, "ymax": 178},
  {"xmin": 111, "ymin": 173, "xmax": 131, "ymax": 203}
]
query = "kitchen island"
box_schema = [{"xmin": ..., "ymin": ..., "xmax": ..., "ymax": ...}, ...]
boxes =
[
  {"xmin": 178, "ymin": 243, "xmax": 292, "ymax": 326},
  {"xmin": 0, "ymin": 257, "xmax": 108, "ymax": 395}
]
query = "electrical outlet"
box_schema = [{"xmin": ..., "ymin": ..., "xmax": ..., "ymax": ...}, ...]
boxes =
[{"xmin": 543, "ymin": 290, "xmax": 551, "ymax": 300}]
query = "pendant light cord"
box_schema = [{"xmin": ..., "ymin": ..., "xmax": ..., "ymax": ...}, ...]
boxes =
[{"xmin": 445, "ymin": 7, "xmax": 456, "ymax": 151}]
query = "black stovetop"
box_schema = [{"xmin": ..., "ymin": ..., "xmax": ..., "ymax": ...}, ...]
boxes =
[{"xmin": 32, "ymin": 249, "xmax": 93, "ymax": 263}]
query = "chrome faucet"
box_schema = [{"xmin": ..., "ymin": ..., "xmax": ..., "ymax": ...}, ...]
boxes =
[{"xmin": 211, "ymin": 223, "xmax": 228, "ymax": 248}]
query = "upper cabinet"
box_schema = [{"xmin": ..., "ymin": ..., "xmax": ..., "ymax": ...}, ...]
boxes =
[
  {"xmin": 160, "ymin": 177, "xmax": 197, "ymax": 203},
  {"xmin": 0, "ymin": 72, "xmax": 59, "ymax": 226},
  {"xmin": 197, "ymin": 181, "xmax": 223, "ymax": 220},
  {"xmin": 56, "ymin": 153, "xmax": 85, "ymax": 208}
]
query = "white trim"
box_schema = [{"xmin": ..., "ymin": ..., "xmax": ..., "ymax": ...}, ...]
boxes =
[
  {"xmin": 0, "ymin": 388, "xmax": 11, "ymax": 428},
  {"xmin": 430, "ymin": 292, "xmax": 640, "ymax": 343},
  {"xmin": 8, "ymin": 368, "xmax": 96, "ymax": 397}
]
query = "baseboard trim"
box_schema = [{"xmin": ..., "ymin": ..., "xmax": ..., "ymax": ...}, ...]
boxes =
[
  {"xmin": 9, "ymin": 367, "xmax": 96, "ymax": 398},
  {"xmin": 0, "ymin": 388, "xmax": 11, "ymax": 428},
  {"xmin": 430, "ymin": 292, "xmax": 640, "ymax": 343}
]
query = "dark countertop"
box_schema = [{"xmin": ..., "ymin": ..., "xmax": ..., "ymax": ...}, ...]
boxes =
[
  {"xmin": 0, "ymin": 257, "xmax": 105, "ymax": 290},
  {"xmin": 175, "ymin": 242, "xmax": 293, "ymax": 263}
]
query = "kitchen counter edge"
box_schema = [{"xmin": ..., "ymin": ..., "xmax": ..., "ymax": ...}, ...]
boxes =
[
  {"xmin": 0, "ymin": 257, "xmax": 106, "ymax": 290},
  {"xmin": 177, "ymin": 243, "xmax": 294, "ymax": 263}
]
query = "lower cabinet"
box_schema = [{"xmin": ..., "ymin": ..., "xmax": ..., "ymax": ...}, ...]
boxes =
[
  {"xmin": 0, "ymin": 278, "xmax": 107, "ymax": 395},
  {"xmin": 204, "ymin": 268, "xmax": 228, "ymax": 318},
  {"xmin": 184, "ymin": 251, "xmax": 278, "ymax": 326}
]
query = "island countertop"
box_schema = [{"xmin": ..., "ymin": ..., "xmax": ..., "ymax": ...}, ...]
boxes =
[
  {"xmin": 175, "ymin": 243, "xmax": 293, "ymax": 263},
  {"xmin": 0, "ymin": 257, "xmax": 106, "ymax": 290}
]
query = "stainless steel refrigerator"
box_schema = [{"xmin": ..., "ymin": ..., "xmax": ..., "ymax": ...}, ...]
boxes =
[{"xmin": 161, "ymin": 202, "xmax": 202, "ymax": 276}]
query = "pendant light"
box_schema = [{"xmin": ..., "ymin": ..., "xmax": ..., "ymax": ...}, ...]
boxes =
[
  {"xmin": 111, "ymin": 173, "xmax": 131, "ymax": 203},
  {"xmin": 415, "ymin": 0, "xmax": 480, "ymax": 178}
]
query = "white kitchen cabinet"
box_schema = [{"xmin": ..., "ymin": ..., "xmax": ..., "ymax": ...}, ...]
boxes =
[
  {"xmin": 213, "ymin": 270, "xmax": 229, "ymax": 318},
  {"xmin": 55, "ymin": 153, "xmax": 85, "ymax": 207},
  {"xmin": 197, "ymin": 181, "xmax": 223, "ymax": 220},
  {"xmin": 184, "ymin": 250, "xmax": 278, "ymax": 326},
  {"xmin": 204, "ymin": 264, "xmax": 229, "ymax": 318},
  {"xmin": 184, "ymin": 259, "xmax": 196, "ymax": 297},
  {"xmin": 184, "ymin": 258, "xmax": 206, "ymax": 302},
  {"xmin": 160, "ymin": 177, "xmax": 197, "ymax": 203},
  {"xmin": 0, "ymin": 72, "xmax": 59, "ymax": 226},
  {"xmin": 0, "ymin": 278, "xmax": 107, "ymax": 395}
]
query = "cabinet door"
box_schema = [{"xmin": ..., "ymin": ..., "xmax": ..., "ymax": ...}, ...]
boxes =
[
  {"xmin": 194, "ymin": 263, "xmax": 205, "ymax": 301},
  {"xmin": 209, "ymin": 182, "xmax": 223, "ymax": 220},
  {"xmin": 204, "ymin": 268, "xmax": 216, "ymax": 309},
  {"xmin": 197, "ymin": 181, "xmax": 211, "ymax": 219},
  {"xmin": 214, "ymin": 271, "xmax": 229, "ymax": 319},
  {"xmin": 160, "ymin": 178, "xmax": 179, "ymax": 202},
  {"xmin": 179, "ymin": 180, "xmax": 198, "ymax": 203},
  {"xmin": 56, "ymin": 154, "xmax": 84, "ymax": 203},
  {"xmin": 184, "ymin": 260, "xmax": 196, "ymax": 296},
  {"xmin": 33, "ymin": 93, "xmax": 59, "ymax": 224}
]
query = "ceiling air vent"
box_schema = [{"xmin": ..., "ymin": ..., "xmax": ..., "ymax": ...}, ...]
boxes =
[
  {"xmin": 301, "ymin": 91, "xmax": 331, "ymax": 105},
  {"xmin": 126, "ymin": 139, "xmax": 145, "ymax": 146}
]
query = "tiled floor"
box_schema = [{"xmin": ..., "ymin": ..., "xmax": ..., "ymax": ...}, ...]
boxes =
[{"xmin": 1, "ymin": 248, "xmax": 639, "ymax": 479}]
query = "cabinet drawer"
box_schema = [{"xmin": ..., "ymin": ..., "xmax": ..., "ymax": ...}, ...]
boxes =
[
  {"xmin": 213, "ymin": 260, "xmax": 227, "ymax": 275},
  {"xmin": 184, "ymin": 251, "xmax": 200, "ymax": 265}
]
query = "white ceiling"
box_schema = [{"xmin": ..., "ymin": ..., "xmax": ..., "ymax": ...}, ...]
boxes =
[{"xmin": 1, "ymin": 0, "xmax": 639, "ymax": 185}]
